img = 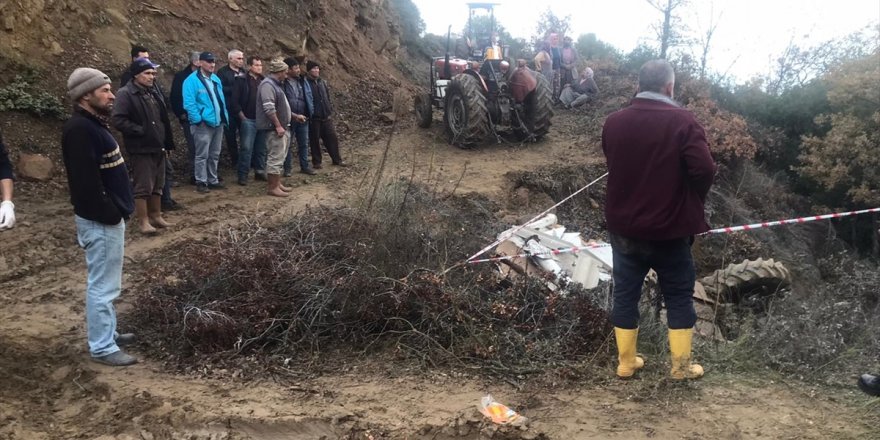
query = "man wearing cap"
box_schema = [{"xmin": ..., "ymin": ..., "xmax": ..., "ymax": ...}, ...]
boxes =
[
  {"xmin": 257, "ymin": 58, "xmax": 293, "ymax": 197},
  {"xmin": 111, "ymin": 58, "xmax": 175, "ymax": 234},
  {"xmin": 182, "ymin": 51, "xmax": 228, "ymax": 193},
  {"xmin": 282, "ymin": 57, "xmax": 316, "ymax": 177},
  {"xmin": 305, "ymin": 61, "xmax": 347, "ymax": 168},
  {"xmin": 0, "ymin": 129, "xmax": 15, "ymax": 231},
  {"xmin": 62, "ymin": 67, "xmax": 138, "ymax": 366},
  {"xmin": 120, "ymin": 45, "xmax": 150, "ymax": 88}
]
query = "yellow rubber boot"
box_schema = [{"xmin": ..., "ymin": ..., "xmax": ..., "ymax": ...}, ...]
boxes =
[
  {"xmin": 668, "ymin": 328, "xmax": 704, "ymax": 380},
  {"xmin": 614, "ymin": 327, "xmax": 645, "ymax": 378}
]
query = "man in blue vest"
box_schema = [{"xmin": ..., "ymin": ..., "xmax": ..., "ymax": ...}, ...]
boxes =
[{"xmin": 182, "ymin": 52, "xmax": 229, "ymax": 193}]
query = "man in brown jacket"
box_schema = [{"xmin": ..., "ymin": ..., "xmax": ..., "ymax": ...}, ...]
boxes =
[
  {"xmin": 602, "ymin": 59, "xmax": 716, "ymax": 381},
  {"xmin": 111, "ymin": 58, "xmax": 175, "ymax": 234}
]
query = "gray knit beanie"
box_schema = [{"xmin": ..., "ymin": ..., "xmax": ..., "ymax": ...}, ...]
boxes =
[{"xmin": 67, "ymin": 68, "xmax": 111, "ymax": 101}]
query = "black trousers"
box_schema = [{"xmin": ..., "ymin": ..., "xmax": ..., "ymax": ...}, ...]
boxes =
[
  {"xmin": 308, "ymin": 118, "xmax": 342, "ymax": 166},
  {"xmin": 224, "ymin": 116, "xmax": 240, "ymax": 165},
  {"xmin": 610, "ymin": 234, "xmax": 697, "ymax": 330}
]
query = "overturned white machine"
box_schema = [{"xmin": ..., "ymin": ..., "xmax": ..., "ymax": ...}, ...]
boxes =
[{"xmin": 492, "ymin": 214, "xmax": 792, "ymax": 340}]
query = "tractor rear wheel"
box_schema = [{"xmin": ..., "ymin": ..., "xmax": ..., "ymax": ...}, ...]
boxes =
[
  {"xmin": 444, "ymin": 74, "xmax": 489, "ymax": 148},
  {"xmin": 414, "ymin": 94, "xmax": 432, "ymax": 128},
  {"xmin": 515, "ymin": 72, "xmax": 553, "ymax": 142}
]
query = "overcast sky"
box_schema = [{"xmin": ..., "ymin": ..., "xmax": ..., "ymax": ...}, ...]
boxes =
[{"xmin": 410, "ymin": 0, "xmax": 879, "ymax": 82}]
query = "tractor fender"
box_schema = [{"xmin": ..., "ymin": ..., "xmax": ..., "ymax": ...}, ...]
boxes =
[
  {"xmin": 462, "ymin": 70, "xmax": 488, "ymax": 93},
  {"xmin": 509, "ymin": 67, "xmax": 538, "ymax": 104}
]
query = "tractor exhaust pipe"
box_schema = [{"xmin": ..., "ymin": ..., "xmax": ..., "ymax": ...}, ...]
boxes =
[{"xmin": 444, "ymin": 25, "xmax": 452, "ymax": 79}]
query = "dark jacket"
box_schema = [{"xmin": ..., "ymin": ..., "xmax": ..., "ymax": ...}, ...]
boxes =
[
  {"xmin": 574, "ymin": 77, "xmax": 599, "ymax": 96},
  {"xmin": 602, "ymin": 97, "xmax": 716, "ymax": 240},
  {"xmin": 111, "ymin": 82, "xmax": 175, "ymax": 154},
  {"xmin": 0, "ymin": 130, "xmax": 13, "ymax": 181},
  {"xmin": 283, "ymin": 75, "xmax": 314, "ymax": 118},
  {"xmin": 120, "ymin": 69, "xmax": 133, "ymax": 88},
  {"xmin": 170, "ymin": 66, "xmax": 195, "ymax": 121},
  {"xmin": 217, "ymin": 64, "xmax": 243, "ymax": 112},
  {"xmin": 307, "ymin": 76, "xmax": 334, "ymax": 119},
  {"xmin": 62, "ymin": 106, "xmax": 134, "ymax": 224},
  {"xmin": 230, "ymin": 73, "xmax": 263, "ymax": 121}
]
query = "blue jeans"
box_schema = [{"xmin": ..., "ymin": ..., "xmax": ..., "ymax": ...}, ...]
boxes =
[
  {"xmin": 283, "ymin": 121, "xmax": 310, "ymax": 173},
  {"xmin": 610, "ymin": 234, "xmax": 697, "ymax": 330},
  {"xmin": 75, "ymin": 215, "xmax": 125, "ymax": 357},
  {"xmin": 191, "ymin": 123, "xmax": 224, "ymax": 185},
  {"xmin": 239, "ymin": 119, "xmax": 268, "ymax": 179}
]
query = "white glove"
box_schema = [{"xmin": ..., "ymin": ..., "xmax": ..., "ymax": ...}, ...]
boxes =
[{"xmin": 0, "ymin": 200, "xmax": 15, "ymax": 230}]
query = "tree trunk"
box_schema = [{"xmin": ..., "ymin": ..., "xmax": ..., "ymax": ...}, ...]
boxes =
[{"xmin": 660, "ymin": 1, "xmax": 672, "ymax": 59}]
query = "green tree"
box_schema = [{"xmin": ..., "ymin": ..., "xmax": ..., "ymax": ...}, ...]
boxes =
[
  {"xmin": 798, "ymin": 51, "xmax": 880, "ymax": 205},
  {"xmin": 531, "ymin": 8, "xmax": 571, "ymax": 49},
  {"xmin": 576, "ymin": 33, "xmax": 621, "ymax": 61}
]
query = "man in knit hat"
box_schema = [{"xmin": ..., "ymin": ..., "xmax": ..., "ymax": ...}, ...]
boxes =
[
  {"xmin": 257, "ymin": 58, "xmax": 293, "ymax": 197},
  {"xmin": 305, "ymin": 60, "xmax": 347, "ymax": 168},
  {"xmin": 182, "ymin": 52, "xmax": 229, "ymax": 193},
  {"xmin": 62, "ymin": 67, "xmax": 138, "ymax": 366},
  {"xmin": 112, "ymin": 57, "xmax": 175, "ymax": 235}
]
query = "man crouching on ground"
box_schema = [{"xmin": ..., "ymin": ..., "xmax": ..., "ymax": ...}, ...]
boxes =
[{"xmin": 62, "ymin": 68, "xmax": 138, "ymax": 366}]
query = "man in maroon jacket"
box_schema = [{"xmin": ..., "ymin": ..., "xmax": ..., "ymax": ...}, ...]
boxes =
[{"xmin": 602, "ymin": 59, "xmax": 716, "ymax": 381}]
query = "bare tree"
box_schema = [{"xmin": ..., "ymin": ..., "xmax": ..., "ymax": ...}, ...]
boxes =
[
  {"xmin": 646, "ymin": 0, "xmax": 689, "ymax": 59},
  {"xmin": 696, "ymin": 2, "xmax": 722, "ymax": 80}
]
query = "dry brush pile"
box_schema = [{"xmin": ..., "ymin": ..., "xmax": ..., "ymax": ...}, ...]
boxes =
[{"xmin": 131, "ymin": 183, "xmax": 612, "ymax": 375}]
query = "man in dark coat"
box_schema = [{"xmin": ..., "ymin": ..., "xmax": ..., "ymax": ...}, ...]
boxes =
[
  {"xmin": 111, "ymin": 58, "xmax": 175, "ymax": 234},
  {"xmin": 63, "ymin": 67, "xmax": 137, "ymax": 366},
  {"xmin": 602, "ymin": 59, "xmax": 716, "ymax": 381},
  {"xmin": 305, "ymin": 61, "xmax": 347, "ymax": 168},
  {"xmin": 170, "ymin": 51, "xmax": 200, "ymax": 186},
  {"xmin": 217, "ymin": 49, "xmax": 245, "ymax": 166}
]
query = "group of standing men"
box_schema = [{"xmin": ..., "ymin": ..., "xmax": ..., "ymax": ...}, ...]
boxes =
[
  {"xmin": 104, "ymin": 45, "xmax": 351, "ymax": 237},
  {"xmin": 167, "ymin": 49, "xmax": 348, "ymax": 198},
  {"xmin": 52, "ymin": 46, "xmax": 350, "ymax": 366},
  {"xmin": 534, "ymin": 33, "xmax": 599, "ymax": 109}
]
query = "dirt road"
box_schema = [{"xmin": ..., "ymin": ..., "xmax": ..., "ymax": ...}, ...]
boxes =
[{"xmin": 0, "ymin": 113, "xmax": 875, "ymax": 439}]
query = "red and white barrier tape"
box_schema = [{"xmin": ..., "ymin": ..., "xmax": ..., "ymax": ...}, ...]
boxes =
[
  {"xmin": 463, "ymin": 172, "xmax": 609, "ymax": 263},
  {"xmin": 700, "ymin": 207, "xmax": 880, "ymax": 235},
  {"xmin": 467, "ymin": 207, "xmax": 880, "ymax": 265}
]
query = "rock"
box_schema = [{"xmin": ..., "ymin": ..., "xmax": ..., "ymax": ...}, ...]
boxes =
[
  {"xmin": 104, "ymin": 8, "xmax": 128, "ymax": 26},
  {"xmin": 3, "ymin": 15, "xmax": 13, "ymax": 31},
  {"xmin": 274, "ymin": 36, "xmax": 302, "ymax": 55},
  {"xmin": 50, "ymin": 41, "xmax": 64, "ymax": 55},
  {"xmin": 139, "ymin": 430, "xmax": 155, "ymax": 440},
  {"xmin": 225, "ymin": 0, "xmax": 241, "ymax": 11},
  {"xmin": 16, "ymin": 153, "xmax": 54, "ymax": 181},
  {"xmin": 378, "ymin": 112, "xmax": 395, "ymax": 124}
]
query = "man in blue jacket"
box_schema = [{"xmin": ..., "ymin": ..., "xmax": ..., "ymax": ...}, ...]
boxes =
[{"xmin": 182, "ymin": 52, "xmax": 228, "ymax": 193}]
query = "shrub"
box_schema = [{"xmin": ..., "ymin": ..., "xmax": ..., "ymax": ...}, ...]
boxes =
[{"xmin": 0, "ymin": 75, "xmax": 65, "ymax": 118}]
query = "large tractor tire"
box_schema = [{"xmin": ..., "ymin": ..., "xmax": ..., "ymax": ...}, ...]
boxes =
[
  {"xmin": 414, "ymin": 94, "xmax": 432, "ymax": 128},
  {"xmin": 699, "ymin": 258, "xmax": 791, "ymax": 303},
  {"xmin": 443, "ymin": 73, "xmax": 489, "ymax": 148},
  {"xmin": 515, "ymin": 72, "xmax": 553, "ymax": 142}
]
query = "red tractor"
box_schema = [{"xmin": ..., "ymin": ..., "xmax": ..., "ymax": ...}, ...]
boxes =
[{"xmin": 414, "ymin": 2, "xmax": 554, "ymax": 148}]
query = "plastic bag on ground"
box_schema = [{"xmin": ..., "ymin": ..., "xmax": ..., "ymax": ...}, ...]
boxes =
[{"xmin": 477, "ymin": 394, "xmax": 528, "ymax": 426}]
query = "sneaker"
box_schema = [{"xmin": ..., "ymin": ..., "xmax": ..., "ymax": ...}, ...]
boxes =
[
  {"xmin": 301, "ymin": 168, "xmax": 317, "ymax": 175},
  {"xmin": 196, "ymin": 183, "xmax": 210, "ymax": 193},
  {"xmin": 282, "ymin": 170, "xmax": 293, "ymax": 177},
  {"xmin": 333, "ymin": 161, "xmax": 349, "ymax": 167},
  {"xmin": 92, "ymin": 350, "xmax": 138, "ymax": 366},
  {"xmin": 208, "ymin": 182, "xmax": 226, "ymax": 190},
  {"xmin": 115, "ymin": 333, "xmax": 136, "ymax": 346},
  {"xmin": 858, "ymin": 373, "xmax": 880, "ymax": 397},
  {"xmin": 237, "ymin": 177, "xmax": 248, "ymax": 186}
]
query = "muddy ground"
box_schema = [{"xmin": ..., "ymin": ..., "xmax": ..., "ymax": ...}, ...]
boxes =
[{"xmin": 1, "ymin": 111, "xmax": 877, "ymax": 439}]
